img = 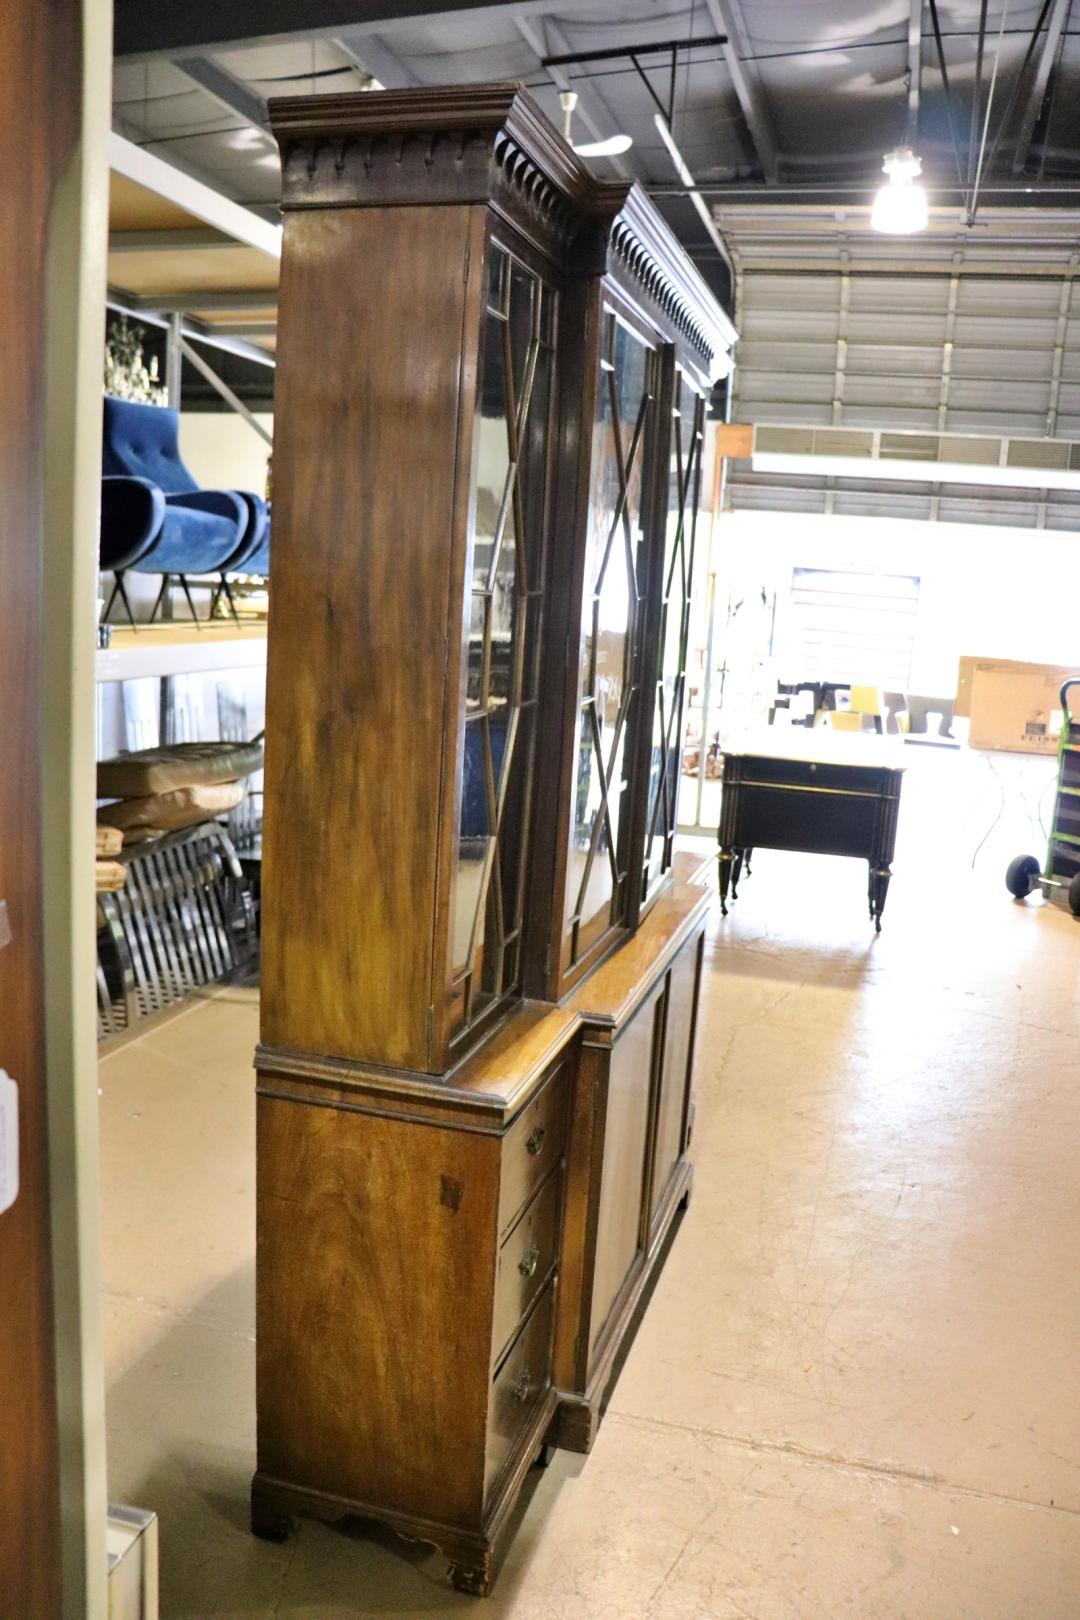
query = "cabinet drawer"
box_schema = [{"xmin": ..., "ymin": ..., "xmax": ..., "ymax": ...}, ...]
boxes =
[
  {"xmin": 498, "ymin": 1059, "xmax": 569, "ymax": 1236},
  {"xmin": 734, "ymin": 754, "xmax": 897, "ymax": 796},
  {"xmin": 485, "ymin": 1283, "xmax": 554, "ymax": 1493},
  {"xmin": 493, "ymin": 1170, "xmax": 561, "ymax": 1365}
]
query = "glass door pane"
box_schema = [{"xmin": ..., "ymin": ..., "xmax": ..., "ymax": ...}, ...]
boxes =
[
  {"xmin": 642, "ymin": 372, "xmax": 704, "ymax": 903},
  {"xmin": 449, "ymin": 244, "xmax": 555, "ymax": 1040},
  {"xmin": 564, "ymin": 308, "xmax": 657, "ymax": 969}
]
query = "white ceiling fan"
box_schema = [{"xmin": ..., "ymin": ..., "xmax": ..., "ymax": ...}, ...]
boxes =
[{"xmin": 559, "ymin": 90, "xmax": 633, "ymax": 159}]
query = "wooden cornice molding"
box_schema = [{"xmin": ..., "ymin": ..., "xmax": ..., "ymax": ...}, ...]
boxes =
[
  {"xmin": 584, "ymin": 182, "xmax": 737, "ymax": 380},
  {"xmin": 271, "ymin": 81, "xmax": 589, "ymax": 262},
  {"xmin": 269, "ymin": 83, "xmax": 736, "ymax": 367}
]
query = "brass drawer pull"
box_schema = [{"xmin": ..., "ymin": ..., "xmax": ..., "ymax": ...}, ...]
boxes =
[
  {"xmin": 518, "ymin": 1244, "xmax": 540, "ymax": 1278},
  {"xmin": 511, "ymin": 1370, "xmax": 531, "ymax": 1403},
  {"xmin": 526, "ymin": 1123, "xmax": 546, "ymax": 1156}
]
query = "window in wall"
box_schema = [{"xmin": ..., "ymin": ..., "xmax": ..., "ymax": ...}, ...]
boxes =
[
  {"xmin": 564, "ymin": 308, "xmax": 658, "ymax": 969},
  {"xmin": 789, "ymin": 567, "xmax": 921, "ymax": 689},
  {"xmin": 449, "ymin": 244, "xmax": 555, "ymax": 1038}
]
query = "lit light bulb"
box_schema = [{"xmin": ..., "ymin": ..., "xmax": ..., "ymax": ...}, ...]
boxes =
[{"xmin": 870, "ymin": 148, "xmax": 928, "ymax": 235}]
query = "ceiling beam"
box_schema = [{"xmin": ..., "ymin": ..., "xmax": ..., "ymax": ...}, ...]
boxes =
[
  {"xmin": 514, "ymin": 15, "xmax": 636, "ymax": 182},
  {"xmin": 112, "ymin": 108, "xmax": 247, "ymax": 200},
  {"xmin": 108, "ymin": 227, "xmax": 235, "ymax": 252},
  {"xmin": 108, "ymin": 131, "xmax": 282, "ymax": 259},
  {"xmin": 179, "ymin": 334, "xmax": 275, "ymax": 437},
  {"xmin": 205, "ymin": 322, "xmax": 278, "ymax": 338},
  {"xmin": 174, "ymin": 56, "xmax": 270, "ymax": 130},
  {"xmin": 115, "ymin": 0, "xmax": 567, "ymax": 62},
  {"xmin": 106, "ymin": 288, "xmax": 277, "ymax": 367},
  {"xmin": 117, "ymin": 288, "xmax": 278, "ymax": 311},
  {"xmin": 332, "ymin": 30, "xmax": 419, "ymax": 88},
  {"xmin": 1011, "ymin": 0, "xmax": 1072, "ymax": 175},
  {"xmin": 907, "ymin": 0, "xmax": 923, "ymax": 147},
  {"xmin": 704, "ymin": 0, "xmax": 779, "ymax": 182},
  {"xmin": 654, "ymin": 112, "xmax": 736, "ymax": 298}
]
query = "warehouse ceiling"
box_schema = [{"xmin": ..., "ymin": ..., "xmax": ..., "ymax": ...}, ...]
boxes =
[{"xmin": 111, "ymin": 0, "xmax": 1080, "ymax": 297}]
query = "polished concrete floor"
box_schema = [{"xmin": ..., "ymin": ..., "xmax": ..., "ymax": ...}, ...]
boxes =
[{"xmin": 101, "ymin": 822, "xmax": 1080, "ymax": 1616}]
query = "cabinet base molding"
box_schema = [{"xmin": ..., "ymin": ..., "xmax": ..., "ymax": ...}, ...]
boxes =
[{"xmin": 251, "ymin": 1389, "xmax": 560, "ymax": 1597}]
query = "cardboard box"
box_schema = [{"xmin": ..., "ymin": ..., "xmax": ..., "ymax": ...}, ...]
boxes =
[
  {"xmin": 955, "ymin": 655, "xmax": 1076, "ymax": 719},
  {"xmin": 965, "ymin": 659, "xmax": 1078, "ymax": 755}
]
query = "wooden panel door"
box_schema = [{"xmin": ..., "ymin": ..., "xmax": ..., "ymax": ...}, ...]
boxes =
[
  {"xmin": 648, "ymin": 931, "xmax": 704, "ymax": 1234},
  {"xmin": 588, "ymin": 979, "xmax": 665, "ymax": 1363},
  {"xmin": 0, "ymin": 2, "xmax": 84, "ymax": 1612}
]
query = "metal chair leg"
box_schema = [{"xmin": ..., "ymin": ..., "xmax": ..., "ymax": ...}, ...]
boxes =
[
  {"xmin": 112, "ymin": 571, "xmax": 138, "ymax": 630},
  {"xmin": 178, "ymin": 574, "xmax": 203, "ymax": 629},
  {"xmin": 149, "ymin": 573, "xmax": 171, "ymax": 623},
  {"xmin": 103, "ymin": 574, "xmax": 120, "ymax": 621},
  {"xmin": 219, "ymin": 575, "xmax": 242, "ymax": 628}
]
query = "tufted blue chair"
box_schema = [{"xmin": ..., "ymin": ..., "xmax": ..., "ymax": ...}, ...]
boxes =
[{"xmin": 102, "ymin": 396, "xmax": 269, "ymax": 624}]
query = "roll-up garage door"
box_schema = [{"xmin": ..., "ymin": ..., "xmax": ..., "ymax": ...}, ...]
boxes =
[{"xmin": 728, "ymin": 271, "xmax": 1080, "ymax": 530}]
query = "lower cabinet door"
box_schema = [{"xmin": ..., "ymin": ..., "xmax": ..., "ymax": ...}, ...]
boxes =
[
  {"xmin": 648, "ymin": 929, "xmax": 703, "ymax": 1232},
  {"xmin": 588, "ymin": 979, "xmax": 664, "ymax": 1366}
]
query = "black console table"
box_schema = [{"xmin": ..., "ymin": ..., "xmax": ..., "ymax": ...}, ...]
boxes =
[{"xmin": 717, "ymin": 734, "xmax": 906, "ymax": 930}]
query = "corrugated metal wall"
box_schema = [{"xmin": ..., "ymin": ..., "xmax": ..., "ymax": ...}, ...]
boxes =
[{"xmin": 729, "ymin": 270, "xmax": 1080, "ymax": 528}]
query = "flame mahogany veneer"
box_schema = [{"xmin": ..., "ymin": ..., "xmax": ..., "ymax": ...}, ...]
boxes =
[{"xmin": 253, "ymin": 83, "xmax": 733, "ymax": 1595}]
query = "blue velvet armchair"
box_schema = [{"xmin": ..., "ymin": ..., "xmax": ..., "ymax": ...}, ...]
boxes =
[{"xmin": 101, "ymin": 396, "xmax": 270, "ymax": 625}]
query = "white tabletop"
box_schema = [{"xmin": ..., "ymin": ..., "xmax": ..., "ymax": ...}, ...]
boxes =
[{"xmin": 719, "ymin": 726, "xmax": 908, "ymax": 771}]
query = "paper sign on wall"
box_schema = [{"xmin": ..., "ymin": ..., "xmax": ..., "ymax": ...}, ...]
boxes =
[{"xmin": 0, "ymin": 1071, "xmax": 18, "ymax": 1216}]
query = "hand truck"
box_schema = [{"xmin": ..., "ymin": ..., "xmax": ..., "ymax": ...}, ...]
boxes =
[{"xmin": 1006, "ymin": 678, "xmax": 1080, "ymax": 915}]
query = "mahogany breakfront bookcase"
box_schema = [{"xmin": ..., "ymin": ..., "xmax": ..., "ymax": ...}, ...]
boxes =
[{"xmin": 254, "ymin": 83, "xmax": 736, "ymax": 1594}]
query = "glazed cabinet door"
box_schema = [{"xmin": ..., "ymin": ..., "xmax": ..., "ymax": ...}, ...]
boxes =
[
  {"xmin": 648, "ymin": 928, "xmax": 705, "ymax": 1235},
  {"xmin": 561, "ymin": 299, "xmax": 661, "ymax": 986},
  {"xmin": 444, "ymin": 235, "xmax": 558, "ymax": 1055},
  {"xmin": 639, "ymin": 370, "xmax": 706, "ymax": 911},
  {"xmin": 587, "ymin": 978, "xmax": 665, "ymax": 1367}
]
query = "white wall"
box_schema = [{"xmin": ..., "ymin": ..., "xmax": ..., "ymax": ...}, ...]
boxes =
[
  {"xmin": 718, "ymin": 510, "xmax": 1080, "ymax": 699},
  {"xmin": 178, "ymin": 410, "xmax": 273, "ymax": 496}
]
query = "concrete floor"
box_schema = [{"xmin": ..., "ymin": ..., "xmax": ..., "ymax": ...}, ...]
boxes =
[{"xmin": 101, "ymin": 823, "xmax": 1080, "ymax": 1616}]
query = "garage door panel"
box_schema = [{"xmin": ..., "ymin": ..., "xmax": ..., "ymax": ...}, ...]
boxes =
[
  {"xmin": 951, "ymin": 348, "xmax": 1053, "ymax": 381},
  {"xmin": 850, "ymin": 278, "xmax": 950, "ymax": 314},
  {"xmin": 845, "ymin": 343, "xmax": 943, "ymax": 376},
  {"xmin": 846, "ymin": 312, "xmax": 946, "ymax": 345},
  {"xmin": 953, "ymin": 313, "xmax": 1060, "ymax": 347},
  {"xmin": 732, "ymin": 269, "xmax": 1080, "ymax": 528},
  {"xmin": 842, "ymin": 376, "xmax": 946, "ymax": 408},
  {"xmin": 736, "ymin": 373, "xmax": 834, "ymax": 406},
  {"xmin": 839, "ymin": 403, "xmax": 941, "ymax": 430},
  {"xmin": 736, "ymin": 339, "xmax": 839, "ymax": 371}
]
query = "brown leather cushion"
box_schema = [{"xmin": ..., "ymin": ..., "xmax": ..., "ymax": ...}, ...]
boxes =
[
  {"xmin": 96, "ymin": 740, "xmax": 263, "ymax": 799},
  {"xmin": 95, "ymin": 860, "xmax": 127, "ymax": 893},
  {"xmin": 97, "ymin": 782, "xmax": 244, "ymax": 841}
]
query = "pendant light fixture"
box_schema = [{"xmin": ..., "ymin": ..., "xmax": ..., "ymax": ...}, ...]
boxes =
[
  {"xmin": 870, "ymin": 147, "xmax": 929, "ymax": 234},
  {"xmin": 559, "ymin": 91, "xmax": 633, "ymax": 159}
]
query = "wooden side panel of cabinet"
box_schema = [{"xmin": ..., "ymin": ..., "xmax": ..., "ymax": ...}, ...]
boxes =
[
  {"xmin": 256, "ymin": 1093, "xmax": 499, "ymax": 1527},
  {"xmin": 261, "ymin": 202, "xmax": 486, "ymax": 1073}
]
